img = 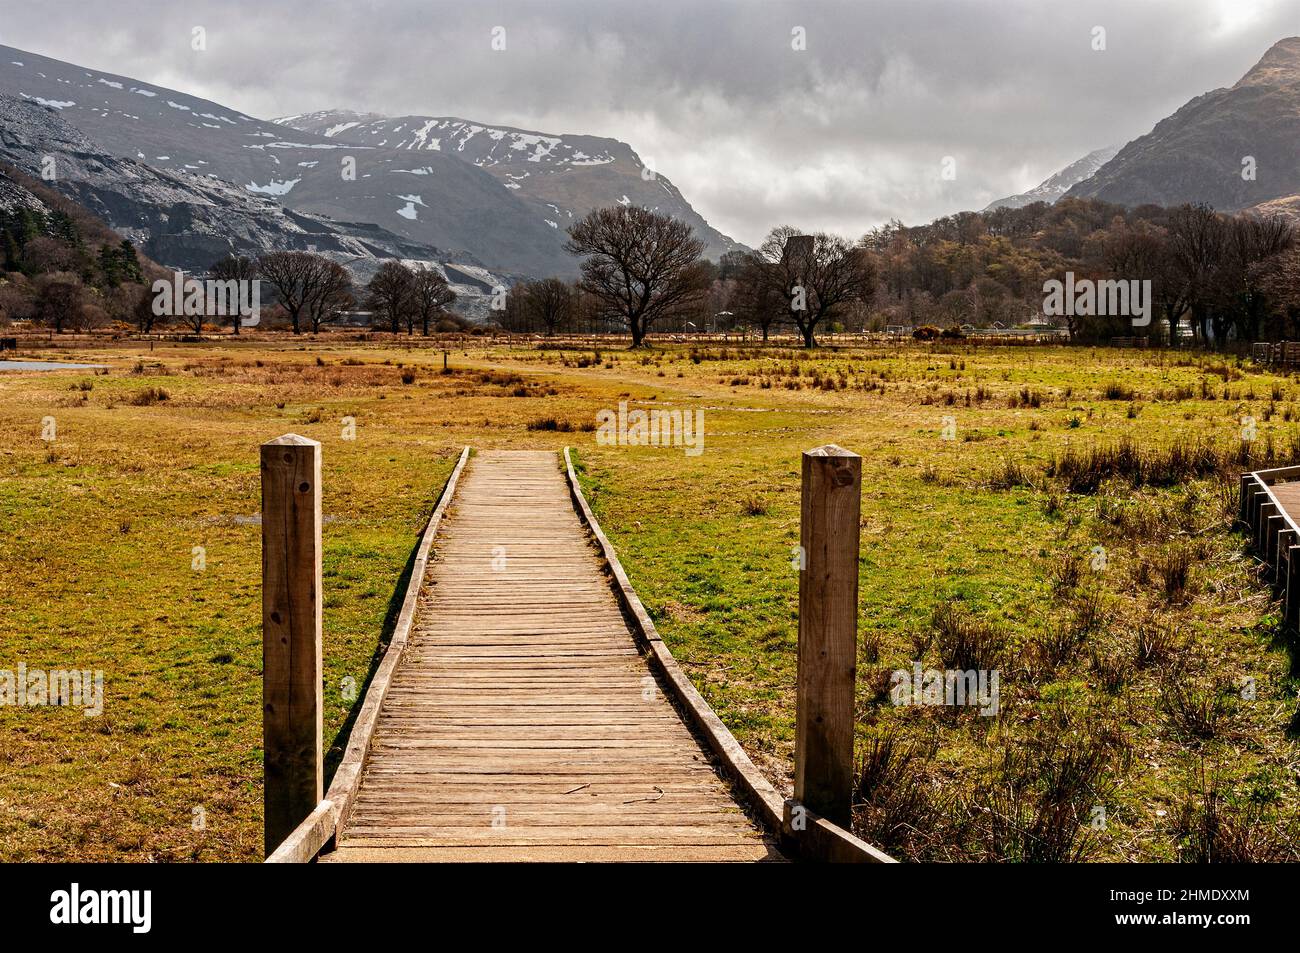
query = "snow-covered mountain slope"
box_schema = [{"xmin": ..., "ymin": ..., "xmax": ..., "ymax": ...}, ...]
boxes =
[
  {"xmin": 984, "ymin": 146, "xmax": 1120, "ymax": 211},
  {"xmin": 0, "ymin": 165, "xmax": 49, "ymax": 215},
  {"xmin": 0, "ymin": 45, "xmax": 572, "ymax": 276},
  {"xmin": 276, "ymin": 110, "xmax": 745, "ymax": 260},
  {"xmin": 0, "ymin": 93, "xmax": 455, "ymax": 273},
  {"xmin": 0, "ymin": 45, "xmax": 742, "ymax": 276}
]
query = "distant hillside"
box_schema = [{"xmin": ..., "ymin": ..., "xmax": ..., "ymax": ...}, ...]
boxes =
[
  {"xmin": 0, "ymin": 45, "xmax": 740, "ymax": 278},
  {"xmin": 0, "ymin": 93, "xmax": 454, "ymax": 275},
  {"xmin": 984, "ymin": 146, "xmax": 1119, "ymax": 211},
  {"xmin": 276, "ymin": 110, "xmax": 746, "ymax": 263},
  {"xmin": 1067, "ymin": 36, "xmax": 1300, "ymax": 216}
]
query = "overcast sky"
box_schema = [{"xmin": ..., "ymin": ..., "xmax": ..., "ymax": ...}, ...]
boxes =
[{"xmin": 1, "ymin": 0, "xmax": 1295, "ymax": 245}]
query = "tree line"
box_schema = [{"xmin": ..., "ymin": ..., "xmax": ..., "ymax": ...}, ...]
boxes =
[
  {"xmin": 5, "ymin": 168, "xmax": 1297, "ymax": 350},
  {"xmin": 506, "ymin": 197, "xmax": 1300, "ymax": 349}
]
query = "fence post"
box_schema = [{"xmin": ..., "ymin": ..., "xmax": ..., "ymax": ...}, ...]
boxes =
[
  {"xmin": 261, "ymin": 433, "xmax": 323, "ymax": 856},
  {"xmin": 793, "ymin": 444, "xmax": 861, "ymax": 828}
]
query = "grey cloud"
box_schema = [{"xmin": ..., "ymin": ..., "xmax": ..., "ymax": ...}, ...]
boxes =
[{"xmin": 4, "ymin": 0, "xmax": 1297, "ymax": 245}]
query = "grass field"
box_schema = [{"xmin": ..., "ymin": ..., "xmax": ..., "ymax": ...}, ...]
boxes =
[{"xmin": 1, "ymin": 334, "xmax": 1298, "ymax": 861}]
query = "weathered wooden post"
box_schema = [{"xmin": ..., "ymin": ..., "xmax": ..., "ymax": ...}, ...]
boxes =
[
  {"xmin": 1287, "ymin": 544, "xmax": 1300, "ymax": 632},
  {"xmin": 1276, "ymin": 527, "xmax": 1296, "ymax": 581},
  {"xmin": 1258, "ymin": 499, "xmax": 1277, "ymax": 554},
  {"xmin": 793, "ymin": 444, "xmax": 861, "ymax": 828},
  {"xmin": 1267, "ymin": 513, "xmax": 1285, "ymax": 581},
  {"xmin": 261, "ymin": 434, "xmax": 323, "ymax": 855}
]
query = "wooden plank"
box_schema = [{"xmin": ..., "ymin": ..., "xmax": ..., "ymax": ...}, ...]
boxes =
[
  {"xmin": 561, "ymin": 447, "xmax": 791, "ymax": 837},
  {"xmin": 326, "ymin": 449, "xmax": 783, "ymax": 863},
  {"xmin": 322, "ymin": 446, "xmax": 470, "ymax": 837},
  {"xmin": 261, "ymin": 433, "xmax": 323, "ymax": 856},
  {"xmin": 794, "ymin": 445, "xmax": 861, "ymax": 829}
]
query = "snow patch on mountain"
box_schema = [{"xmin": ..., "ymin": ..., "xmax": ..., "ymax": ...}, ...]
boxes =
[
  {"xmin": 246, "ymin": 177, "xmax": 302, "ymax": 196},
  {"xmin": 984, "ymin": 145, "xmax": 1120, "ymax": 211}
]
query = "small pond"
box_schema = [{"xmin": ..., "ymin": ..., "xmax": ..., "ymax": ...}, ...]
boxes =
[{"xmin": 0, "ymin": 360, "xmax": 109, "ymax": 372}]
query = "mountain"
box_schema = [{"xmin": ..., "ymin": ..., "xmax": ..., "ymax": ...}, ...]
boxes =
[
  {"xmin": 0, "ymin": 45, "xmax": 741, "ymax": 277},
  {"xmin": 984, "ymin": 146, "xmax": 1119, "ymax": 211},
  {"xmin": 274, "ymin": 110, "xmax": 745, "ymax": 262},
  {"xmin": 0, "ymin": 45, "xmax": 567, "ymax": 277},
  {"xmin": 0, "ymin": 93, "xmax": 453, "ymax": 275},
  {"xmin": 1066, "ymin": 37, "xmax": 1300, "ymax": 215},
  {"xmin": 0, "ymin": 165, "xmax": 48, "ymax": 216}
]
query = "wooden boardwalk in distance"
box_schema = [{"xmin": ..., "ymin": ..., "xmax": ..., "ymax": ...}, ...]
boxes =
[{"xmin": 321, "ymin": 450, "xmax": 783, "ymax": 862}]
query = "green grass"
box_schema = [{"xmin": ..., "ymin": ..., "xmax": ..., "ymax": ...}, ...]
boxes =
[{"xmin": 1, "ymin": 335, "xmax": 1298, "ymax": 860}]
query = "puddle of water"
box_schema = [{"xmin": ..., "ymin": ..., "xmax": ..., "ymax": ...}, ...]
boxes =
[{"xmin": 0, "ymin": 360, "xmax": 109, "ymax": 372}]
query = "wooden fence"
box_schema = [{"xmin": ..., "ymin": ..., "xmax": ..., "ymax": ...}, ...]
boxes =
[
  {"xmin": 1250, "ymin": 342, "xmax": 1300, "ymax": 367},
  {"xmin": 1239, "ymin": 465, "xmax": 1300, "ymax": 632}
]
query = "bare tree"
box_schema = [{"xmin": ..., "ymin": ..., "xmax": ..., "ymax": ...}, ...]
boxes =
[
  {"xmin": 33, "ymin": 274, "xmax": 85, "ymax": 333},
  {"xmin": 733, "ymin": 253, "xmax": 787, "ymax": 341},
  {"xmin": 1260, "ymin": 246, "xmax": 1300, "ymax": 340},
  {"xmin": 366, "ymin": 261, "xmax": 416, "ymax": 333},
  {"xmin": 257, "ymin": 251, "xmax": 331, "ymax": 334},
  {"xmin": 1219, "ymin": 214, "xmax": 1295, "ymax": 343},
  {"xmin": 410, "ymin": 265, "xmax": 456, "ymax": 335},
  {"xmin": 210, "ymin": 254, "xmax": 258, "ymax": 334},
  {"xmin": 304, "ymin": 260, "xmax": 355, "ymax": 333},
  {"xmin": 1100, "ymin": 221, "xmax": 1188, "ymax": 345},
  {"xmin": 565, "ymin": 205, "xmax": 708, "ymax": 347},
  {"xmin": 752, "ymin": 226, "xmax": 876, "ymax": 347},
  {"xmin": 524, "ymin": 277, "xmax": 574, "ymax": 336},
  {"xmin": 1166, "ymin": 204, "xmax": 1229, "ymax": 345},
  {"xmin": 131, "ymin": 283, "xmax": 163, "ymax": 333}
]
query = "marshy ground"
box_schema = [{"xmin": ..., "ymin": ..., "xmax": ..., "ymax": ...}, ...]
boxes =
[{"xmin": 1, "ymin": 335, "xmax": 1297, "ymax": 861}]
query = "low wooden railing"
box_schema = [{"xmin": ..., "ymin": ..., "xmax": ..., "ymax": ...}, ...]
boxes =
[{"xmin": 1239, "ymin": 465, "xmax": 1300, "ymax": 632}]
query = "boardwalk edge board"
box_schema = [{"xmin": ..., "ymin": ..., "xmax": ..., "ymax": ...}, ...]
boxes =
[
  {"xmin": 266, "ymin": 446, "xmax": 472, "ymax": 864},
  {"xmin": 1240, "ymin": 465, "xmax": 1300, "ymax": 634},
  {"xmin": 561, "ymin": 447, "xmax": 895, "ymax": 864}
]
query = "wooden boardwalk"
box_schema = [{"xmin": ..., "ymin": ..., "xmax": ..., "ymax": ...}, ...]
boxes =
[{"xmin": 321, "ymin": 450, "xmax": 783, "ymax": 862}]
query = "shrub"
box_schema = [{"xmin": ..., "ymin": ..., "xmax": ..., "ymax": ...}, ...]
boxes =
[
  {"xmin": 932, "ymin": 604, "xmax": 1005, "ymax": 671},
  {"xmin": 127, "ymin": 387, "xmax": 169, "ymax": 406},
  {"xmin": 526, "ymin": 417, "xmax": 574, "ymax": 432},
  {"xmin": 1158, "ymin": 676, "xmax": 1233, "ymax": 741},
  {"xmin": 1173, "ymin": 770, "xmax": 1295, "ymax": 862},
  {"xmin": 853, "ymin": 728, "xmax": 942, "ymax": 856}
]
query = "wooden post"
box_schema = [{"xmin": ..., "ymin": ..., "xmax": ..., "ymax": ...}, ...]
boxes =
[
  {"xmin": 1239, "ymin": 474, "xmax": 1254, "ymax": 526},
  {"xmin": 261, "ymin": 433, "xmax": 323, "ymax": 856},
  {"xmin": 794, "ymin": 444, "xmax": 861, "ymax": 828},
  {"xmin": 1276, "ymin": 527, "xmax": 1296, "ymax": 582},
  {"xmin": 1268, "ymin": 514, "xmax": 1285, "ymax": 578},
  {"xmin": 1287, "ymin": 544, "xmax": 1300, "ymax": 632},
  {"xmin": 1258, "ymin": 501, "xmax": 1276, "ymax": 554},
  {"xmin": 443, "ymin": 350, "xmax": 449, "ymax": 370}
]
